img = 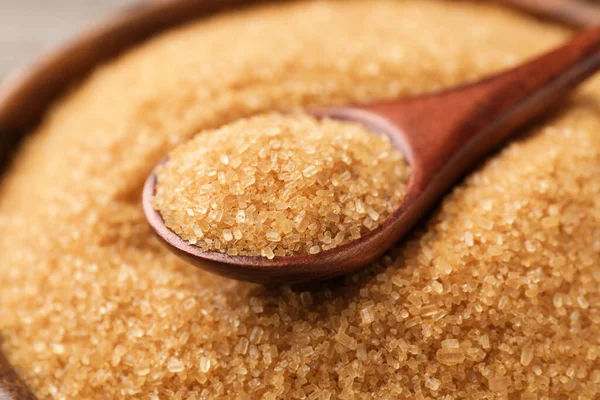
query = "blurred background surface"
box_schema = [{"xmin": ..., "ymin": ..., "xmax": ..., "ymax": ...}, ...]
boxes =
[
  {"xmin": 2, "ymin": 0, "xmax": 600, "ymax": 81},
  {"xmin": 0, "ymin": 0, "xmax": 134, "ymax": 80}
]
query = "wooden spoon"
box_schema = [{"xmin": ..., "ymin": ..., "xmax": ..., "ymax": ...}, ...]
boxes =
[
  {"xmin": 144, "ymin": 26, "xmax": 600, "ymax": 284},
  {"xmin": 4, "ymin": 3, "xmax": 600, "ymax": 400}
]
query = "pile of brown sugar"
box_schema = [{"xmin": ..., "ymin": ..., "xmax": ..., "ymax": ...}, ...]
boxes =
[
  {"xmin": 0, "ymin": 1, "xmax": 598, "ymax": 399},
  {"xmin": 152, "ymin": 113, "xmax": 410, "ymax": 258}
]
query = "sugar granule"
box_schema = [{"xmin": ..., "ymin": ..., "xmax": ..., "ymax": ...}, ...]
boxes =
[
  {"xmin": 152, "ymin": 113, "xmax": 410, "ymax": 258},
  {"xmin": 0, "ymin": 1, "xmax": 598, "ymax": 399}
]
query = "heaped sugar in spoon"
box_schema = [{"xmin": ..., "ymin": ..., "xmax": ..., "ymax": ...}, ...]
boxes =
[{"xmin": 144, "ymin": 27, "xmax": 600, "ymax": 284}]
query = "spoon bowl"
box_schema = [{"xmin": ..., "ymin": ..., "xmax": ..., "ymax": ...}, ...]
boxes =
[
  {"xmin": 143, "ymin": 108, "xmax": 420, "ymax": 284},
  {"xmin": 144, "ymin": 26, "xmax": 600, "ymax": 284},
  {"xmin": 143, "ymin": 148, "xmax": 415, "ymax": 284}
]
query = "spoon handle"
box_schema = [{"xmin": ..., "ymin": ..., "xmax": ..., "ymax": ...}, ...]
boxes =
[{"xmin": 368, "ymin": 26, "xmax": 600, "ymax": 187}]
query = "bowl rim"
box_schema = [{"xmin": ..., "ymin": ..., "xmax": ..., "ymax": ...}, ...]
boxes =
[
  {"xmin": 1, "ymin": 0, "xmax": 599, "ymax": 138},
  {"xmin": 0, "ymin": 0, "xmax": 599, "ymax": 398}
]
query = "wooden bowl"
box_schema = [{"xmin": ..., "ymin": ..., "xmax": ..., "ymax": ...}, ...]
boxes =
[{"xmin": 0, "ymin": 0, "xmax": 598, "ymax": 398}]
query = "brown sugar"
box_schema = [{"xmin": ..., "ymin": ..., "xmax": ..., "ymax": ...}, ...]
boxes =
[
  {"xmin": 0, "ymin": 1, "xmax": 598, "ymax": 399},
  {"xmin": 152, "ymin": 113, "xmax": 409, "ymax": 257}
]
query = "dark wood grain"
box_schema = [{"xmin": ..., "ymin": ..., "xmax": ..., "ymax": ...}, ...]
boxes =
[
  {"xmin": 2, "ymin": 0, "xmax": 600, "ymax": 398},
  {"xmin": 0, "ymin": 353, "xmax": 35, "ymax": 400}
]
